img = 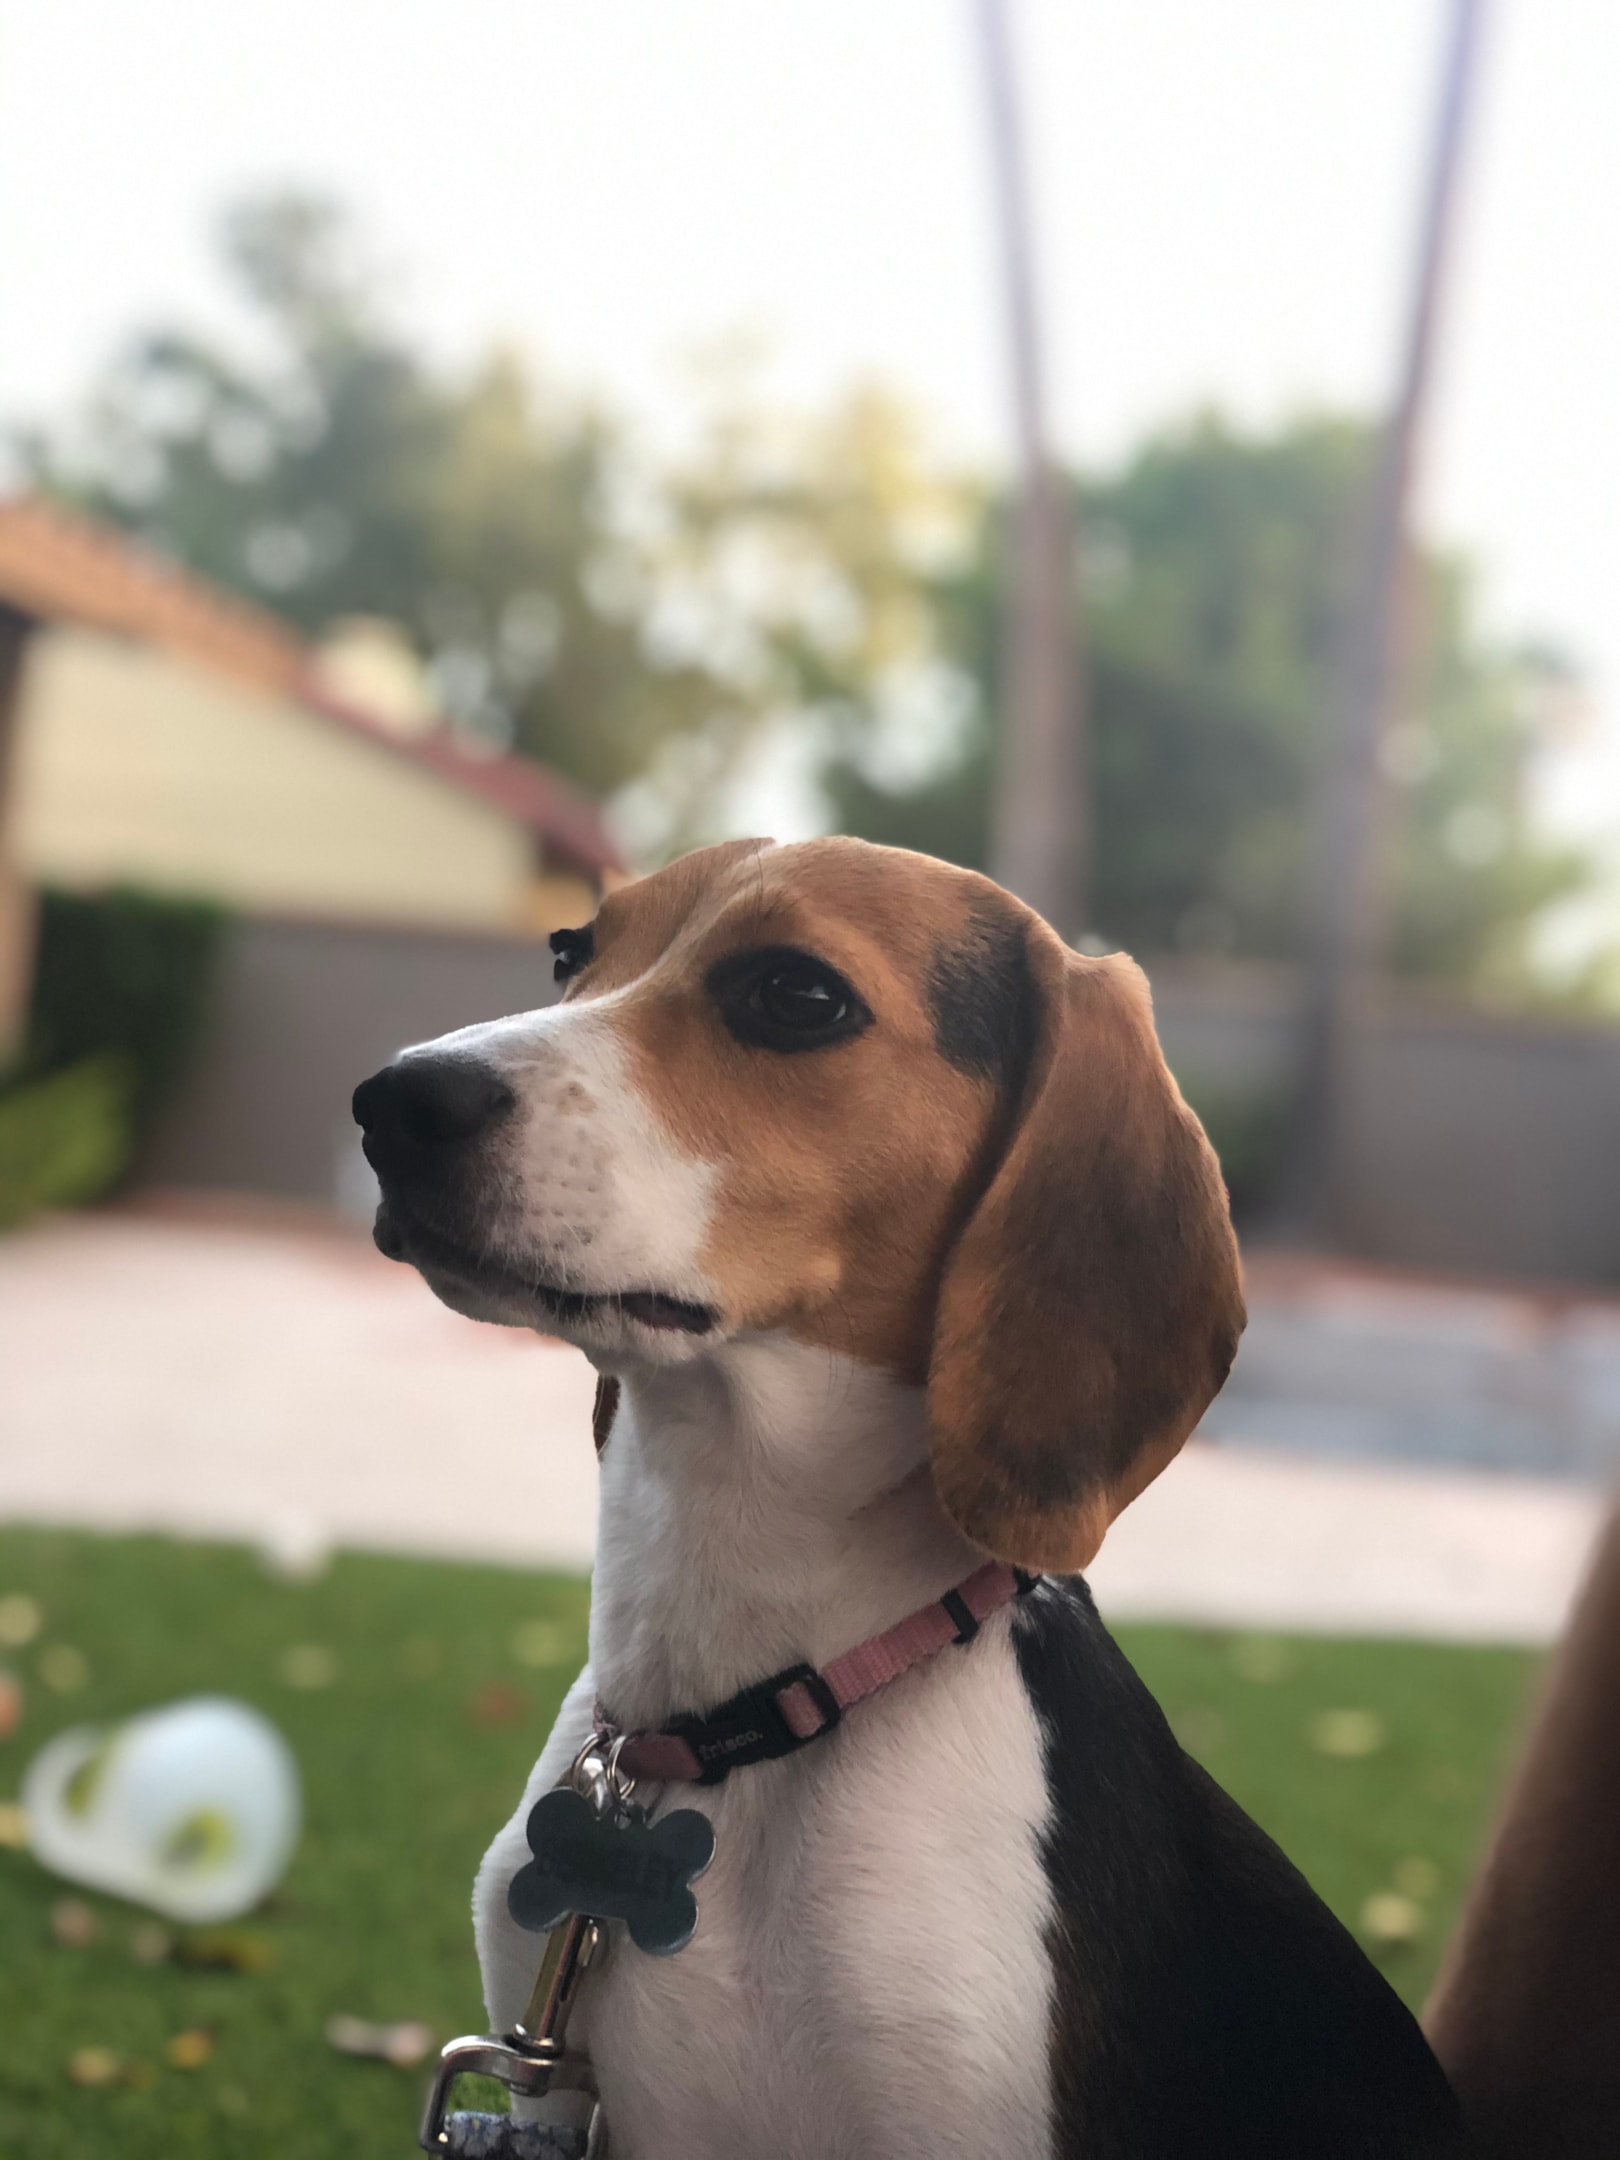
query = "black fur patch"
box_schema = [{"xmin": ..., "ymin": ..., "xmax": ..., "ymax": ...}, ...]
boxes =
[
  {"xmin": 1014, "ymin": 1579, "xmax": 1465, "ymax": 2158},
  {"xmin": 926, "ymin": 910, "xmax": 1036, "ymax": 1086}
]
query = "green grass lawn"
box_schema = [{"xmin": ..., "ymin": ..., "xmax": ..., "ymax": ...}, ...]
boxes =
[{"xmin": 0, "ymin": 1526, "xmax": 1541, "ymax": 2159}]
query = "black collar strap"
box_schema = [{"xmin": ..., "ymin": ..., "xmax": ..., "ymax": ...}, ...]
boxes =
[{"xmin": 596, "ymin": 1563, "xmax": 1040, "ymax": 1786}]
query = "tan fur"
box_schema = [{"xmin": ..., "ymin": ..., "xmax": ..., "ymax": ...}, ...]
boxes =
[
  {"xmin": 584, "ymin": 838, "xmax": 1001, "ymax": 1376},
  {"xmin": 569, "ymin": 837, "xmax": 1244, "ymax": 1565},
  {"xmin": 926, "ymin": 916, "xmax": 1245, "ymax": 1570}
]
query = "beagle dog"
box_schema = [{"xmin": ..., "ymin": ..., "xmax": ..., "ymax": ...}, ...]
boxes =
[{"xmin": 354, "ymin": 837, "xmax": 1463, "ymax": 2159}]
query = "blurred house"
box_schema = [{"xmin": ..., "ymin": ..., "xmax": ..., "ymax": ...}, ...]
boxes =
[
  {"xmin": 0, "ymin": 496, "xmax": 614, "ymax": 950},
  {"xmin": 0, "ymin": 496, "xmax": 619, "ymax": 1200}
]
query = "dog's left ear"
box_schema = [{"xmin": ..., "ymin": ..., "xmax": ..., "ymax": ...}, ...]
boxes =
[{"xmin": 926, "ymin": 915, "xmax": 1244, "ymax": 1573}]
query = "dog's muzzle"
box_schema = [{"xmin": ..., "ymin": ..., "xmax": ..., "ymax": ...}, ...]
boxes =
[{"xmin": 353, "ymin": 1054, "xmax": 515, "ymax": 1173}]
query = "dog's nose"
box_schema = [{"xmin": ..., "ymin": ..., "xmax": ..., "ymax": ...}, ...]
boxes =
[{"xmin": 352, "ymin": 1056, "xmax": 516, "ymax": 1153}]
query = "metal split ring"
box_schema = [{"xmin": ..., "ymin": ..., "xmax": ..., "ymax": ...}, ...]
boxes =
[{"xmin": 569, "ymin": 1730, "xmax": 637, "ymax": 1818}]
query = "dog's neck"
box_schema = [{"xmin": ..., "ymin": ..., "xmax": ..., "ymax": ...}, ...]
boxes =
[{"xmin": 587, "ymin": 1333, "xmax": 983, "ymax": 1733}]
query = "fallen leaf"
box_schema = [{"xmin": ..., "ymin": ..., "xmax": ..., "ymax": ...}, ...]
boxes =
[
  {"xmin": 278, "ymin": 1643, "xmax": 337, "ymax": 1690},
  {"xmin": 165, "ymin": 2029, "xmax": 215, "ymax": 2070},
  {"xmin": 51, "ymin": 1897, "xmax": 100, "ymax": 1949},
  {"xmin": 467, "ymin": 1682, "xmax": 527, "ymax": 1728},
  {"xmin": 38, "ymin": 1644, "xmax": 89, "ymax": 1693},
  {"xmin": 129, "ymin": 1922, "xmax": 174, "ymax": 1967},
  {"xmin": 1361, "ymin": 1891, "xmax": 1426, "ymax": 1945},
  {"xmin": 510, "ymin": 1621, "xmax": 571, "ymax": 1670},
  {"xmin": 1171, "ymin": 1706, "xmax": 1227, "ymax": 1756},
  {"xmin": 325, "ymin": 2013, "xmax": 436, "ymax": 2068},
  {"xmin": 1393, "ymin": 1856, "xmax": 1442, "ymax": 1900},
  {"xmin": 0, "ymin": 1593, "xmax": 43, "ymax": 1647},
  {"xmin": 67, "ymin": 2047, "xmax": 123, "ymax": 2087},
  {"xmin": 256, "ymin": 1514, "xmax": 332, "ymax": 1583},
  {"xmin": 0, "ymin": 1800, "xmax": 28, "ymax": 1849},
  {"xmin": 1229, "ymin": 1636, "xmax": 1295, "ymax": 1684},
  {"xmin": 1308, "ymin": 1709, "xmax": 1389, "ymax": 1760}
]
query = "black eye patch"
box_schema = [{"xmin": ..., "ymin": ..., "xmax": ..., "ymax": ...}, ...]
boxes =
[
  {"xmin": 550, "ymin": 924, "xmax": 595, "ymax": 985},
  {"xmin": 707, "ymin": 946, "xmax": 872, "ymax": 1054},
  {"xmin": 927, "ymin": 911, "xmax": 1037, "ymax": 1086}
]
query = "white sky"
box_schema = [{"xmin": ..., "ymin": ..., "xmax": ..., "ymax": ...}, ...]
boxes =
[{"xmin": 2, "ymin": 0, "xmax": 1618, "ymax": 877}]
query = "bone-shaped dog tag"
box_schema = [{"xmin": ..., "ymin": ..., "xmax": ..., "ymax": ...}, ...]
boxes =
[{"xmin": 509, "ymin": 1787, "xmax": 716, "ymax": 1957}]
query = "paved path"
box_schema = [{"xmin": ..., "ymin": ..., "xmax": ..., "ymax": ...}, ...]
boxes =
[
  {"xmin": 0, "ymin": 1209, "xmax": 602, "ymax": 1570},
  {"xmin": 0, "ymin": 1210, "xmax": 1608, "ymax": 1643},
  {"xmin": 1212, "ymin": 1252, "xmax": 1620, "ymax": 1483}
]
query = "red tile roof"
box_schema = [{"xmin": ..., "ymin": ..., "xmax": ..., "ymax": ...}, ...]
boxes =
[{"xmin": 0, "ymin": 494, "xmax": 621, "ymax": 879}]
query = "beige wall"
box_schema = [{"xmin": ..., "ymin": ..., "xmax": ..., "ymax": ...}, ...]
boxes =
[{"xmin": 9, "ymin": 626, "xmax": 541, "ymax": 930}]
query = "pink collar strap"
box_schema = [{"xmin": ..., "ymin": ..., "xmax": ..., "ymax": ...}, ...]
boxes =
[{"xmin": 596, "ymin": 1561, "xmax": 1039, "ymax": 1787}]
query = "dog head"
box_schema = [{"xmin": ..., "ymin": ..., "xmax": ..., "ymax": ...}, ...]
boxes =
[{"xmin": 353, "ymin": 836, "xmax": 1243, "ymax": 1569}]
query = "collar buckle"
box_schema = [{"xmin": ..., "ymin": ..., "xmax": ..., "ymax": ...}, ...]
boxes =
[{"xmin": 671, "ymin": 1661, "xmax": 842, "ymax": 1786}]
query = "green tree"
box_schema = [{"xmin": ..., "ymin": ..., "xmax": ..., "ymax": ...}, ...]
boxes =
[
  {"xmin": 25, "ymin": 194, "xmax": 964, "ymax": 839},
  {"xmin": 21, "ymin": 199, "xmax": 1585, "ymax": 994},
  {"xmin": 823, "ymin": 413, "xmax": 1586, "ymax": 990},
  {"xmin": 27, "ymin": 193, "xmax": 723, "ymax": 800}
]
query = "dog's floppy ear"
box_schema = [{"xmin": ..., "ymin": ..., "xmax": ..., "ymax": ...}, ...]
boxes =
[{"xmin": 926, "ymin": 914, "xmax": 1244, "ymax": 1573}]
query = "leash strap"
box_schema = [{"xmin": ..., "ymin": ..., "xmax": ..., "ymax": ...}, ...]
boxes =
[
  {"xmin": 439, "ymin": 2116, "xmax": 588, "ymax": 2158},
  {"xmin": 599, "ymin": 1561, "xmax": 1039, "ymax": 1786}
]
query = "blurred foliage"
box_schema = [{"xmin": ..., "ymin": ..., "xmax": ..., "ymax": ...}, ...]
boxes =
[
  {"xmin": 825, "ymin": 414, "xmax": 1590, "ymax": 990},
  {"xmin": 0, "ymin": 1057, "xmax": 130, "ymax": 1231},
  {"xmin": 24, "ymin": 193, "xmax": 714, "ymax": 803},
  {"xmin": 19, "ymin": 195, "xmax": 940, "ymax": 834},
  {"xmin": 18, "ymin": 193, "xmax": 1590, "ymax": 991},
  {"xmin": 0, "ymin": 1526, "xmax": 1537, "ymax": 2159},
  {"xmin": 0, "ymin": 889, "xmax": 223, "ymax": 1226},
  {"xmin": 1169, "ymin": 1078, "xmax": 1289, "ymax": 1221},
  {"xmin": 26, "ymin": 888, "xmax": 224, "ymax": 1141}
]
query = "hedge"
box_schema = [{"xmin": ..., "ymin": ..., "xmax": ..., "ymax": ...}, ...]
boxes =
[{"xmin": 0, "ymin": 887, "xmax": 224, "ymax": 1227}]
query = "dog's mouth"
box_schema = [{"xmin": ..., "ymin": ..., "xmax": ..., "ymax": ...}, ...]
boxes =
[{"xmin": 374, "ymin": 1206, "xmax": 717, "ymax": 1336}]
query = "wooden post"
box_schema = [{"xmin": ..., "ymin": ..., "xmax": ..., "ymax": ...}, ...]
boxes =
[
  {"xmin": 1282, "ymin": 0, "xmax": 1491, "ymax": 1237},
  {"xmin": 972, "ymin": 0, "xmax": 1088, "ymax": 940}
]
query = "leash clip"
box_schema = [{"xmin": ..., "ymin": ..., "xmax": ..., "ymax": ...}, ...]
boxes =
[
  {"xmin": 418, "ymin": 1911, "xmax": 602, "ymax": 2154},
  {"xmin": 420, "ymin": 1743, "xmax": 624, "ymax": 2155}
]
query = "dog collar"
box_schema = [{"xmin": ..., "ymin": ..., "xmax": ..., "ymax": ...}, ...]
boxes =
[{"xmin": 595, "ymin": 1560, "xmax": 1040, "ymax": 1786}]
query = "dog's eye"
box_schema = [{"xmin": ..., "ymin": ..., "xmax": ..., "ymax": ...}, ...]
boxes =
[
  {"xmin": 756, "ymin": 959, "xmax": 850, "ymax": 1032},
  {"xmin": 550, "ymin": 926, "xmax": 594, "ymax": 984},
  {"xmin": 708, "ymin": 947, "xmax": 871, "ymax": 1053}
]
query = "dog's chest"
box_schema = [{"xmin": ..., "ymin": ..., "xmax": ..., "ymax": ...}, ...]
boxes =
[{"xmin": 568, "ymin": 1621, "xmax": 1056, "ymax": 2160}]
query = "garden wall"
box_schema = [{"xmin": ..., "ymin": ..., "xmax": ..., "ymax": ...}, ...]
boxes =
[
  {"xmin": 142, "ymin": 914, "xmax": 560, "ymax": 1206},
  {"xmin": 1154, "ymin": 964, "xmax": 1620, "ymax": 1286},
  {"xmin": 145, "ymin": 930, "xmax": 1620, "ymax": 1286}
]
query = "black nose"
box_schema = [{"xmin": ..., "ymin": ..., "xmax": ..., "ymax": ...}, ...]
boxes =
[{"xmin": 352, "ymin": 1056, "xmax": 516, "ymax": 1153}]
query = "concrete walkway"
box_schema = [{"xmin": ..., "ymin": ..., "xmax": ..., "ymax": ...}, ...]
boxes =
[{"xmin": 0, "ymin": 1208, "xmax": 1608, "ymax": 1643}]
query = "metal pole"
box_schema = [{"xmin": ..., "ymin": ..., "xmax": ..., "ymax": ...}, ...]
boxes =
[
  {"xmin": 1283, "ymin": 0, "xmax": 1490, "ymax": 1237},
  {"xmin": 972, "ymin": 0, "xmax": 1088, "ymax": 938}
]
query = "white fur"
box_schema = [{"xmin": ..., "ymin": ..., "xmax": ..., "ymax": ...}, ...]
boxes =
[
  {"xmin": 473, "ymin": 1341, "xmax": 1058, "ymax": 2160},
  {"xmin": 400, "ymin": 987, "xmax": 723, "ymax": 1353}
]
